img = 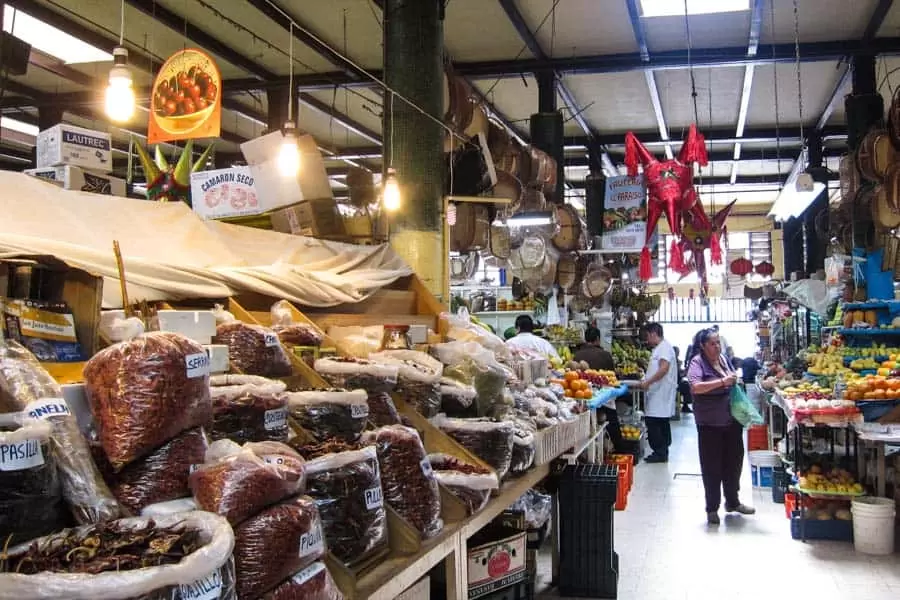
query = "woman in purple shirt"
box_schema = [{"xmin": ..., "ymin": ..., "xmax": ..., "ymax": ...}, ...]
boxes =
[{"xmin": 687, "ymin": 328, "xmax": 756, "ymax": 525}]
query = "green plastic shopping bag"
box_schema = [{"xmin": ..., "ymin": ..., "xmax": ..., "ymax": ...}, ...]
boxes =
[{"xmin": 730, "ymin": 384, "xmax": 764, "ymax": 427}]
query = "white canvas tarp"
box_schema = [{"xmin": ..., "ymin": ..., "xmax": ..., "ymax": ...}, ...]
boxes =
[{"xmin": 0, "ymin": 172, "xmax": 411, "ymax": 308}]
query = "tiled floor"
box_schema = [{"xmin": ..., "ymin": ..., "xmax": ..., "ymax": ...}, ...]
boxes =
[{"xmin": 537, "ymin": 415, "xmax": 900, "ymax": 600}]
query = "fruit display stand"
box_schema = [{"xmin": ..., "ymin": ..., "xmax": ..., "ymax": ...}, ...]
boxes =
[{"xmin": 853, "ymin": 423, "xmax": 900, "ymax": 498}]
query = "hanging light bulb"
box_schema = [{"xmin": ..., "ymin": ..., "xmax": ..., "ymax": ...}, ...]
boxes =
[
  {"xmin": 383, "ymin": 168, "xmax": 401, "ymax": 212},
  {"xmin": 277, "ymin": 121, "xmax": 301, "ymax": 176},
  {"xmin": 105, "ymin": 47, "xmax": 135, "ymax": 123}
]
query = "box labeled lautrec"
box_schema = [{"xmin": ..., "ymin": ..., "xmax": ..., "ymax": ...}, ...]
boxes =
[{"xmin": 36, "ymin": 123, "xmax": 112, "ymax": 172}]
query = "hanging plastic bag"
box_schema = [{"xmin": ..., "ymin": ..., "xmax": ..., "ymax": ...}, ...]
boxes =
[
  {"xmin": 509, "ymin": 488, "xmax": 552, "ymax": 529},
  {"xmin": 546, "ymin": 288, "xmax": 561, "ymax": 326},
  {"xmin": 730, "ymin": 385, "xmax": 764, "ymax": 428}
]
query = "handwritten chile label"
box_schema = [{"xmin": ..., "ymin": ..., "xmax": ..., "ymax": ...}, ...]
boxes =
[
  {"xmin": 263, "ymin": 333, "xmax": 279, "ymax": 347},
  {"xmin": 364, "ymin": 486, "xmax": 383, "ymax": 510},
  {"xmin": 177, "ymin": 569, "xmax": 223, "ymax": 600},
  {"xmin": 350, "ymin": 403, "xmax": 369, "ymax": 419},
  {"xmin": 264, "ymin": 408, "xmax": 288, "ymax": 431},
  {"xmin": 185, "ymin": 352, "xmax": 211, "ymax": 378},
  {"xmin": 26, "ymin": 398, "xmax": 71, "ymax": 420},
  {"xmin": 420, "ymin": 458, "xmax": 434, "ymax": 478},
  {"xmin": 0, "ymin": 439, "xmax": 44, "ymax": 471},
  {"xmin": 291, "ymin": 562, "xmax": 325, "ymax": 586},
  {"xmin": 262, "ymin": 454, "xmax": 287, "ymax": 466},
  {"xmin": 298, "ymin": 524, "xmax": 325, "ymax": 558}
]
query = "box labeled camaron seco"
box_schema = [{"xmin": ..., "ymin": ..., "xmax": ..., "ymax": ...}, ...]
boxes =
[{"xmin": 36, "ymin": 123, "xmax": 112, "ymax": 173}]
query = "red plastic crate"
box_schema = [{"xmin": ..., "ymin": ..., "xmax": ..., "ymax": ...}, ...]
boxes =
[
  {"xmin": 614, "ymin": 467, "xmax": 629, "ymax": 511},
  {"xmin": 606, "ymin": 454, "xmax": 634, "ymax": 493},
  {"xmin": 747, "ymin": 425, "xmax": 769, "ymax": 451}
]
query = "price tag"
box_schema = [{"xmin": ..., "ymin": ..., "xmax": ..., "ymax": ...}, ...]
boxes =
[
  {"xmin": 291, "ymin": 562, "xmax": 325, "ymax": 586},
  {"xmin": 364, "ymin": 486, "xmax": 383, "ymax": 510},
  {"xmin": 177, "ymin": 570, "xmax": 223, "ymax": 600},
  {"xmin": 298, "ymin": 525, "xmax": 325, "ymax": 559},
  {"xmin": 185, "ymin": 352, "xmax": 211, "ymax": 378},
  {"xmin": 264, "ymin": 408, "xmax": 288, "ymax": 431},
  {"xmin": 0, "ymin": 439, "xmax": 44, "ymax": 471},
  {"xmin": 350, "ymin": 403, "xmax": 369, "ymax": 419},
  {"xmin": 420, "ymin": 458, "xmax": 434, "ymax": 479},
  {"xmin": 263, "ymin": 455, "xmax": 287, "ymax": 466},
  {"xmin": 26, "ymin": 398, "xmax": 71, "ymax": 420},
  {"xmin": 263, "ymin": 333, "xmax": 279, "ymax": 347}
]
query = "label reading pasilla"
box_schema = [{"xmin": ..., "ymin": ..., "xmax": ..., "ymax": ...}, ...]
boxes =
[
  {"xmin": 185, "ymin": 352, "xmax": 211, "ymax": 378},
  {"xmin": 0, "ymin": 439, "xmax": 44, "ymax": 471},
  {"xmin": 291, "ymin": 562, "xmax": 325, "ymax": 586},
  {"xmin": 177, "ymin": 569, "xmax": 223, "ymax": 600},
  {"xmin": 364, "ymin": 486, "xmax": 383, "ymax": 510},
  {"xmin": 298, "ymin": 525, "xmax": 325, "ymax": 559},
  {"xmin": 420, "ymin": 458, "xmax": 434, "ymax": 479},
  {"xmin": 350, "ymin": 403, "xmax": 369, "ymax": 419},
  {"xmin": 264, "ymin": 407, "xmax": 288, "ymax": 431},
  {"xmin": 26, "ymin": 398, "xmax": 71, "ymax": 420},
  {"xmin": 263, "ymin": 333, "xmax": 279, "ymax": 347}
]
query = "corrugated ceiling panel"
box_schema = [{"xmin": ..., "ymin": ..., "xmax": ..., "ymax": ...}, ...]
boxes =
[
  {"xmin": 877, "ymin": 2, "xmax": 900, "ymax": 36},
  {"xmin": 516, "ymin": 0, "xmax": 639, "ymax": 56},
  {"xmin": 746, "ymin": 61, "xmax": 840, "ymax": 128},
  {"xmin": 10, "ymin": 69, "xmax": 86, "ymax": 94},
  {"xmin": 472, "ymin": 76, "xmax": 538, "ymax": 137},
  {"xmin": 445, "ymin": 0, "xmax": 534, "ymax": 61},
  {"xmin": 760, "ymin": 0, "xmax": 877, "ymax": 43},
  {"xmin": 304, "ymin": 88, "xmax": 383, "ymax": 145},
  {"xmin": 563, "ymin": 72, "xmax": 657, "ymax": 134},
  {"xmin": 644, "ymin": 11, "xmax": 750, "ymax": 53},
  {"xmin": 276, "ymin": 0, "xmax": 384, "ymax": 69},
  {"xmin": 654, "ymin": 67, "xmax": 745, "ymax": 130}
]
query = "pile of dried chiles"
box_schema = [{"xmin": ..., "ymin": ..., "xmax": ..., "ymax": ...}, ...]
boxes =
[{"xmin": 1, "ymin": 520, "xmax": 202, "ymax": 575}]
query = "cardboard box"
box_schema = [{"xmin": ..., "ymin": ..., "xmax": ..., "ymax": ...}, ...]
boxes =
[
  {"xmin": 25, "ymin": 166, "xmax": 125, "ymax": 196},
  {"xmin": 239, "ymin": 131, "xmax": 333, "ymax": 213},
  {"xmin": 396, "ymin": 576, "xmax": 430, "ymax": 600},
  {"xmin": 190, "ymin": 166, "xmax": 260, "ymax": 220},
  {"xmin": 36, "ymin": 123, "xmax": 112, "ymax": 172},
  {"xmin": 269, "ymin": 199, "xmax": 346, "ymax": 238},
  {"xmin": 467, "ymin": 528, "xmax": 527, "ymax": 599}
]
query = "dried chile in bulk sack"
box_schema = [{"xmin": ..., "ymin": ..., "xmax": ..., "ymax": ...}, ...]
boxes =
[
  {"xmin": 260, "ymin": 562, "xmax": 343, "ymax": 600},
  {"xmin": 1, "ymin": 340, "xmax": 121, "ymax": 523},
  {"xmin": 190, "ymin": 440, "xmax": 306, "ymax": 527},
  {"xmin": 432, "ymin": 415, "xmax": 515, "ymax": 479},
  {"xmin": 300, "ymin": 445, "xmax": 388, "ymax": 566},
  {"xmin": 233, "ymin": 496, "xmax": 325, "ymax": 600},
  {"xmin": 313, "ymin": 358, "xmax": 399, "ymax": 395},
  {"xmin": 83, "ymin": 332, "xmax": 213, "ymax": 471},
  {"xmin": 369, "ymin": 351, "xmax": 443, "ymax": 418},
  {"xmin": 365, "ymin": 391, "xmax": 401, "ymax": 427},
  {"xmin": 439, "ymin": 377, "xmax": 477, "ymax": 417},
  {"xmin": 361, "ymin": 426, "xmax": 443, "ymax": 539},
  {"xmin": 428, "ymin": 453, "xmax": 499, "ymax": 515},
  {"xmin": 0, "ymin": 511, "xmax": 236, "ymax": 600},
  {"xmin": 0, "ymin": 415, "xmax": 65, "ymax": 544},
  {"xmin": 287, "ymin": 389, "xmax": 369, "ymax": 442},
  {"xmin": 208, "ymin": 375, "xmax": 289, "ymax": 444},
  {"xmin": 269, "ymin": 301, "xmax": 324, "ymax": 347},
  {"xmin": 109, "ymin": 428, "xmax": 208, "ymax": 515},
  {"xmin": 509, "ymin": 427, "xmax": 536, "ymax": 475},
  {"xmin": 214, "ymin": 322, "xmax": 293, "ymax": 378}
]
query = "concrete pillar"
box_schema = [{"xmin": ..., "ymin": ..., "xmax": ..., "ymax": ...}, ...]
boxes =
[{"xmin": 383, "ymin": 0, "xmax": 445, "ymax": 299}]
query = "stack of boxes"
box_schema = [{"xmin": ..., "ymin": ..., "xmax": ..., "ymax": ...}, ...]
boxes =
[{"xmin": 25, "ymin": 123, "xmax": 126, "ymax": 196}]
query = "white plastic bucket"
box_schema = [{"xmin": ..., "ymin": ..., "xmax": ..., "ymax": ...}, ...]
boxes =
[
  {"xmin": 748, "ymin": 451, "xmax": 780, "ymax": 488},
  {"xmin": 851, "ymin": 497, "xmax": 896, "ymax": 555}
]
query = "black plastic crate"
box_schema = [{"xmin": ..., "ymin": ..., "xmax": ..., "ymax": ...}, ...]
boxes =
[
  {"xmin": 477, "ymin": 581, "xmax": 532, "ymax": 600},
  {"xmin": 771, "ymin": 467, "xmax": 789, "ymax": 504},
  {"xmin": 558, "ymin": 464, "xmax": 618, "ymax": 598}
]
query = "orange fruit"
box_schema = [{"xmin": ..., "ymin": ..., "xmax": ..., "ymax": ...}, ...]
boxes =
[
  {"xmin": 565, "ymin": 389, "xmax": 575, "ymax": 398},
  {"xmin": 565, "ymin": 371, "xmax": 579, "ymax": 382}
]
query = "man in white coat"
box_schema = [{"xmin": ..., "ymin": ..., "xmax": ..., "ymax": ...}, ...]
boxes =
[{"xmin": 638, "ymin": 322, "xmax": 677, "ymax": 463}]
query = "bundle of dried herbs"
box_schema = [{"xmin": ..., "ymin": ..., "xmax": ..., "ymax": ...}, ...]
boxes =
[
  {"xmin": 190, "ymin": 440, "xmax": 306, "ymax": 527},
  {"xmin": 208, "ymin": 375, "xmax": 288, "ymax": 444},
  {"xmin": 83, "ymin": 332, "xmax": 212, "ymax": 471}
]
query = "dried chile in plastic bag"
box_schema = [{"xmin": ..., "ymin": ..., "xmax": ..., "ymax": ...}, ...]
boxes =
[
  {"xmin": 313, "ymin": 358, "xmax": 398, "ymax": 395},
  {"xmin": 233, "ymin": 496, "xmax": 325, "ymax": 600},
  {"xmin": 83, "ymin": 332, "xmax": 212, "ymax": 471},
  {"xmin": 260, "ymin": 562, "xmax": 343, "ymax": 600},
  {"xmin": 214, "ymin": 322, "xmax": 293, "ymax": 378},
  {"xmin": 509, "ymin": 428, "xmax": 535, "ymax": 476},
  {"xmin": 369, "ymin": 351, "xmax": 443, "ymax": 418},
  {"xmin": 287, "ymin": 389, "xmax": 368, "ymax": 442},
  {"xmin": 431, "ymin": 415, "xmax": 515, "ymax": 479},
  {"xmin": 365, "ymin": 391, "xmax": 401, "ymax": 427},
  {"xmin": 0, "ymin": 414, "xmax": 65, "ymax": 544},
  {"xmin": 299, "ymin": 446, "xmax": 388, "ymax": 566},
  {"xmin": 439, "ymin": 378, "xmax": 477, "ymax": 417},
  {"xmin": 275, "ymin": 325, "xmax": 324, "ymax": 348},
  {"xmin": 428, "ymin": 453, "xmax": 499, "ymax": 515},
  {"xmin": 190, "ymin": 440, "xmax": 306, "ymax": 527},
  {"xmin": 1, "ymin": 340, "xmax": 120, "ymax": 523},
  {"xmin": 109, "ymin": 428, "xmax": 208, "ymax": 515},
  {"xmin": 360, "ymin": 426, "xmax": 443, "ymax": 539},
  {"xmin": 510, "ymin": 488, "xmax": 552, "ymax": 529},
  {"xmin": 209, "ymin": 375, "xmax": 289, "ymax": 444}
]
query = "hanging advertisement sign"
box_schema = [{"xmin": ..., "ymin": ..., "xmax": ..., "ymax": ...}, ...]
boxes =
[
  {"xmin": 148, "ymin": 48, "xmax": 221, "ymax": 144},
  {"xmin": 601, "ymin": 174, "xmax": 652, "ymax": 252}
]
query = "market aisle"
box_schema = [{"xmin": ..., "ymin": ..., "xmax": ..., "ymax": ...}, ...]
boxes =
[{"xmin": 538, "ymin": 415, "xmax": 900, "ymax": 600}]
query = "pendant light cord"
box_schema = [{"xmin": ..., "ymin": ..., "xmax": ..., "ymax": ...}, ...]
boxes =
[
  {"xmin": 287, "ymin": 22, "xmax": 293, "ymax": 123},
  {"xmin": 389, "ymin": 91, "xmax": 394, "ymax": 170},
  {"xmin": 119, "ymin": 0, "xmax": 125, "ymax": 45}
]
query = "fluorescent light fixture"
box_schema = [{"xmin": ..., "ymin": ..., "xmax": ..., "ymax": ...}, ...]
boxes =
[
  {"xmin": 3, "ymin": 6, "xmax": 112, "ymax": 64},
  {"xmin": 508, "ymin": 211, "xmax": 555, "ymax": 227},
  {"xmin": 769, "ymin": 182, "xmax": 825, "ymax": 222},
  {"xmin": 0, "ymin": 117, "xmax": 38, "ymax": 137},
  {"xmin": 640, "ymin": 0, "xmax": 749, "ymax": 18}
]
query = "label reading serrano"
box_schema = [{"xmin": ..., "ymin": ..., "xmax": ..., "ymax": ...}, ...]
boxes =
[
  {"xmin": 185, "ymin": 352, "xmax": 211, "ymax": 378},
  {"xmin": 264, "ymin": 408, "xmax": 288, "ymax": 431},
  {"xmin": 364, "ymin": 486, "xmax": 383, "ymax": 510},
  {"xmin": 298, "ymin": 525, "xmax": 325, "ymax": 559},
  {"xmin": 0, "ymin": 439, "xmax": 44, "ymax": 471},
  {"xmin": 177, "ymin": 569, "xmax": 223, "ymax": 600}
]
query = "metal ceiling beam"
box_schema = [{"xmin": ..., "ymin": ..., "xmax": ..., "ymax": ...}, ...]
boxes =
[
  {"xmin": 297, "ymin": 93, "xmax": 382, "ymax": 145},
  {"xmin": 565, "ymin": 146, "xmax": 843, "ymax": 167},
  {"xmin": 497, "ymin": 0, "xmax": 614, "ymax": 174},
  {"xmin": 567, "ymin": 172, "xmax": 840, "ymax": 189},
  {"xmin": 731, "ymin": 0, "xmax": 766, "ymax": 184},
  {"xmin": 577, "ymin": 125, "xmax": 847, "ymax": 148}
]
